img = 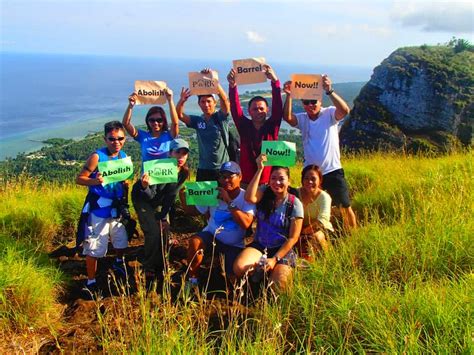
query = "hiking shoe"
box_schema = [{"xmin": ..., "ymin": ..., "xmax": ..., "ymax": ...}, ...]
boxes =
[
  {"xmin": 112, "ymin": 259, "xmax": 127, "ymax": 278},
  {"xmin": 81, "ymin": 281, "xmax": 99, "ymax": 301}
]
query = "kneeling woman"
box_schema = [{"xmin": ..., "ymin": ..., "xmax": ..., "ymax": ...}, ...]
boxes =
[
  {"xmin": 132, "ymin": 139, "xmax": 190, "ymax": 281},
  {"xmin": 233, "ymin": 154, "xmax": 303, "ymax": 291},
  {"xmin": 298, "ymin": 165, "xmax": 334, "ymax": 257}
]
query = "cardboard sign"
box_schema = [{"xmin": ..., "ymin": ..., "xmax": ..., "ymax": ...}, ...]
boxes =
[
  {"xmin": 261, "ymin": 141, "xmax": 296, "ymax": 167},
  {"xmin": 98, "ymin": 156, "xmax": 134, "ymax": 185},
  {"xmin": 290, "ymin": 74, "xmax": 323, "ymax": 101},
  {"xmin": 185, "ymin": 181, "xmax": 219, "ymax": 206},
  {"xmin": 143, "ymin": 158, "xmax": 178, "ymax": 185},
  {"xmin": 233, "ymin": 57, "xmax": 267, "ymax": 85},
  {"xmin": 134, "ymin": 80, "xmax": 167, "ymax": 105},
  {"xmin": 188, "ymin": 71, "xmax": 219, "ymax": 95}
]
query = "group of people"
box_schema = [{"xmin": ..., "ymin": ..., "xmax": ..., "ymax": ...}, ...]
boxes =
[{"xmin": 76, "ymin": 64, "xmax": 357, "ymax": 297}]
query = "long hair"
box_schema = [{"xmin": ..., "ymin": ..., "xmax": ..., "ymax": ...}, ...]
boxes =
[
  {"xmin": 145, "ymin": 106, "xmax": 169, "ymax": 132},
  {"xmin": 257, "ymin": 166, "xmax": 291, "ymax": 220},
  {"xmin": 301, "ymin": 164, "xmax": 323, "ymax": 188}
]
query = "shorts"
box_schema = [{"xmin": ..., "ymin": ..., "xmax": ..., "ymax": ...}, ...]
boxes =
[
  {"xmin": 196, "ymin": 169, "xmax": 219, "ymax": 182},
  {"xmin": 197, "ymin": 231, "xmax": 243, "ymax": 275},
  {"xmin": 82, "ymin": 213, "xmax": 128, "ymax": 258},
  {"xmin": 248, "ymin": 241, "xmax": 297, "ymax": 268},
  {"xmin": 322, "ymin": 169, "xmax": 351, "ymax": 208}
]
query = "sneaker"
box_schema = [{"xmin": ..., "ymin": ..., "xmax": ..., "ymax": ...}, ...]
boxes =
[
  {"xmin": 81, "ymin": 281, "xmax": 98, "ymax": 301},
  {"xmin": 112, "ymin": 259, "xmax": 127, "ymax": 278}
]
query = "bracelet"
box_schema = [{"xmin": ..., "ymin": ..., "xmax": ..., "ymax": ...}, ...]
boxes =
[{"xmin": 325, "ymin": 89, "xmax": 334, "ymax": 96}]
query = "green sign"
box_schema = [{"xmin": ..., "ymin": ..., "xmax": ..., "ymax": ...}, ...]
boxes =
[
  {"xmin": 185, "ymin": 181, "xmax": 219, "ymax": 206},
  {"xmin": 261, "ymin": 140, "xmax": 296, "ymax": 167},
  {"xmin": 143, "ymin": 158, "xmax": 178, "ymax": 185},
  {"xmin": 98, "ymin": 156, "xmax": 134, "ymax": 185}
]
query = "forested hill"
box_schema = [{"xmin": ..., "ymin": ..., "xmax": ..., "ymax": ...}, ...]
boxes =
[{"xmin": 0, "ymin": 81, "xmax": 365, "ymax": 183}]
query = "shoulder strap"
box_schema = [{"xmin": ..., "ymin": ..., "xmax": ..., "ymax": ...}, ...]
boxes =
[
  {"xmin": 212, "ymin": 114, "xmax": 229, "ymax": 149},
  {"xmin": 283, "ymin": 194, "xmax": 296, "ymax": 230}
]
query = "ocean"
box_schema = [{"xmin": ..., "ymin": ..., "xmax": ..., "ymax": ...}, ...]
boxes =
[{"xmin": 0, "ymin": 52, "xmax": 372, "ymax": 160}]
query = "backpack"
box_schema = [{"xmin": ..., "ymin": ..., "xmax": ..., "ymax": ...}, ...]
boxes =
[
  {"xmin": 282, "ymin": 193, "xmax": 296, "ymax": 232},
  {"xmin": 212, "ymin": 115, "xmax": 240, "ymax": 163}
]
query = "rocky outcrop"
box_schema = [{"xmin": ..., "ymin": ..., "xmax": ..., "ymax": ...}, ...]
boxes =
[{"xmin": 341, "ymin": 45, "xmax": 473, "ymax": 152}]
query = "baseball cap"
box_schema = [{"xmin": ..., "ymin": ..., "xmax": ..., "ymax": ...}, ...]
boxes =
[
  {"xmin": 220, "ymin": 161, "xmax": 241, "ymax": 175},
  {"xmin": 170, "ymin": 138, "xmax": 189, "ymax": 152}
]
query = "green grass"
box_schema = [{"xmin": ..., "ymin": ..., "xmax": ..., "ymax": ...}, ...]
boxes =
[{"xmin": 0, "ymin": 151, "xmax": 472, "ymax": 352}]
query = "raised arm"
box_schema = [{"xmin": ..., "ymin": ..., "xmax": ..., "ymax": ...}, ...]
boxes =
[
  {"xmin": 122, "ymin": 94, "xmax": 138, "ymax": 138},
  {"xmin": 227, "ymin": 68, "xmax": 244, "ymax": 125},
  {"xmin": 165, "ymin": 88, "xmax": 179, "ymax": 138},
  {"xmin": 264, "ymin": 65, "xmax": 282, "ymax": 124},
  {"xmin": 217, "ymin": 82, "xmax": 230, "ymax": 116},
  {"xmin": 322, "ymin": 75, "xmax": 350, "ymax": 121},
  {"xmin": 282, "ymin": 81, "xmax": 298, "ymax": 127},
  {"xmin": 76, "ymin": 153, "xmax": 102, "ymax": 186},
  {"xmin": 176, "ymin": 87, "xmax": 192, "ymax": 126},
  {"xmin": 244, "ymin": 154, "xmax": 267, "ymax": 204}
]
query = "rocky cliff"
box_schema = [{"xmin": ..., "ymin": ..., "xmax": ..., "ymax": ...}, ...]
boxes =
[{"xmin": 341, "ymin": 44, "xmax": 473, "ymax": 152}]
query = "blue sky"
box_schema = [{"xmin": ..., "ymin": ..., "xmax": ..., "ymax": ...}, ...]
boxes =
[{"xmin": 1, "ymin": 0, "xmax": 473, "ymax": 67}]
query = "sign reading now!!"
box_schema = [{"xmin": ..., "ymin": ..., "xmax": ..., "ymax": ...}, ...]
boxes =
[
  {"xmin": 188, "ymin": 71, "xmax": 219, "ymax": 95},
  {"xmin": 185, "ymin": 181, "xmax": 219, "ymax": 206},
  {"xmin": 143, "ymin": 158, "xmax": 178, "ymax": 185},
  {"xmin": 233, "ymin": 57, "xmax": 267, "ymax": 85},
  {"xmin": 98, "ymin": 156, "xmax": 134, "ymax": 185},
  {"xmin": 134, "ymin": 80, "xmax": 167, "ymax": 105},
  {"xmin": 261, "ymin": 140, "xmax": 296, "ymax": 167},
  {"xmin": 290, "ymin": 74, "xmax": 323, "ymax": 101}
]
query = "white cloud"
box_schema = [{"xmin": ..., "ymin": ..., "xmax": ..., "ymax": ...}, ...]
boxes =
[
  {"xmin": 246, "ymin": 30, "xmax": 266, "ymax": 43},
  {"xmin": 391, "ymin": 2, "xmax": 474, "ymax": 33}
]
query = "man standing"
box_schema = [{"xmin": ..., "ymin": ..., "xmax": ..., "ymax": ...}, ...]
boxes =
[
  {"xmin": 227, "ymin": 64, "xmax": 282, "ymax": 186},
  {"xmin": 283, "ymin": 75, "xmax": 357, "ymax": 230},
  {"xmin": 177, "ymin": 68, "xmax": 231, "ymax": 181}
]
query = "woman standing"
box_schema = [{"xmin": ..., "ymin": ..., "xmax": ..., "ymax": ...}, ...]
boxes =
[
  {"xmin": 233, "ymin": 154, "xmax": 303, "ymax": 291},
  {"xmin": 132, "ymin": 139, "xmax": 190, "ymax": 282},
  {"xmin": 122, "ymin": 88, "xmax": 179, "ymax": 162},
  {"xmin": 298, "ymin": 165, "xmax": 334, "ymax": 258}
]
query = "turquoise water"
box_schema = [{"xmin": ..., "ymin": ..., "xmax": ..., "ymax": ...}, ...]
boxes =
[{"xmin": 0, "ymin": 52, "xmax": 372, "ymax": 159}]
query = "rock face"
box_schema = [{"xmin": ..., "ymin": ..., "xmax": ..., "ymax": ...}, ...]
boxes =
[{"xmin": 341, "ymin": 45, "xmax": 473, "ymax": 152}]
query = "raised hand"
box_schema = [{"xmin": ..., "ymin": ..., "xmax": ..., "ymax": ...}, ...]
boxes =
[
  {"xmin": 180, "ymin": 87, "xmax": 191, "ymax": 102},
  {"xmin": 227, "ymin": 68, "xmax": 236, "ymax": 87},
  {"xmin": 165, "ymin": 87, "xmax": 173, "ymax": 101},
  {"xmin": 322, "ymin": 74, "xmax": 332, "ymax": 92},
  {"xmin": 263, "ymin": 64, "xmax": 278, "ymax": 82},
  {"xmin": 128, "ymin": 93, "xmax": 137, "ymax": 108},
  {"xmin": 256, "ymin": 154, "xmax": 267, "ymax": 170},
  {"xmin": 283, "ymin": 81, "xmax": 292, "ymax": 95}
]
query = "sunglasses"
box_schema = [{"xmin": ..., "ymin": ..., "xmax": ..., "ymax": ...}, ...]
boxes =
[
  {"xmin": 107, "ymin": 136, "xmax": 125, "ymax": 142},
  {"xmin": 148, "ymin": 117, "xmax": 164, "ymax": 123},
  {"xmin": 218, "ymin": 173, "xmax": 237, "ymax": 180},
  {"xmin": 302, "ymin": 100, "xmax": 318, "ymax": 106}
]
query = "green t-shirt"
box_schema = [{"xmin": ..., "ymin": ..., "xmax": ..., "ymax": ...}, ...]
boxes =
[{"xmin": 187, "ymin": 111, "xmax": 230, "ymax": 170}]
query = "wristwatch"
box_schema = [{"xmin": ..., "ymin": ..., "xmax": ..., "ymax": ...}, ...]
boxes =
[
  {"xmin": 275, "ymin": 255, "xmax": 282, "ymax": 263},
  {"xmin": 228, "ymin": 201, "xmax": 238, "ymax": 210},
  {"xmin": 326, "ymin": 89, "xmax": 334, "ymax": 96}
]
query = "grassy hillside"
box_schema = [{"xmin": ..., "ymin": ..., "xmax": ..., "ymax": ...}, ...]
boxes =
[{"xmin": 0, "ymin": 151, "xmax": 472, "ymax": 352}]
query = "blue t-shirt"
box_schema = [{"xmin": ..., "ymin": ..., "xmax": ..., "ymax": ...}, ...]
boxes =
[
  {"xmin": 187, "ymin": 111, "xmax": 229, "ymax": 170},
  {"xmin": 135, "ymin": 129, "xmax": 173, "ymax": 162}
]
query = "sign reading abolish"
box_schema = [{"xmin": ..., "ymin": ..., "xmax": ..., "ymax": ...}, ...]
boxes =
[
  {"xmin": 143, "ymin": 158, "xmax": 178, "ymax": 185},
  {"xmin": 185, "ymin": 181, "xmax": 219, "ymax": 206},
  {"xmin": 188, "ymin": 71, "xmax": 219, "ymax": 95},
  {"xmin": 98, "ymin": 156, "xmax": 134, "ymax": 185},
  {"xmin": 262, "ymin": 140, "xmax": 296, "ymax": 167},
  {"xmin": 233, "ymin": 57, "xmax": 267, "ymax": 85},
  {"xmin": 134, "ymin": 80, "xmax": 167, "ymax": 105},
  {"xmin": 290, "ymin": 74, "xmax": 323, "ymax": 102}
]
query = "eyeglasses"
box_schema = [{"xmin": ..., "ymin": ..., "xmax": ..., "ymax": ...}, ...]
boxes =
[
  {"xmin": 107, "ymin": 136, "xmax": 125, "ymax": 142},
  {"xmin": 148, "ymin": 117, "xmax": 164, "ymax": 123},
  {"xmin": 218, "ymin": 173, "xmax": 237, "ymax": 180},
  {"xmin": 302, "ymin": 100, "xmax": 318, "ymax": 106}
]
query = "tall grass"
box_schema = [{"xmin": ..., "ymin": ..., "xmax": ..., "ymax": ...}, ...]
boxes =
[{"xmin": 0, "ymin": 151, "xmax": 472, "ymax": 352}]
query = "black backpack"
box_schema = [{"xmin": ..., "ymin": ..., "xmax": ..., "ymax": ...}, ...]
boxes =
[{"xmin": 212, "ymin": 115, "xmax": 240, "ymax": 163}]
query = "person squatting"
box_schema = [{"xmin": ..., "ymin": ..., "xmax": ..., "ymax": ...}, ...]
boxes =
[{"xmin": 75, "ymin": 65, "xmax": 357, "ymax": 300}]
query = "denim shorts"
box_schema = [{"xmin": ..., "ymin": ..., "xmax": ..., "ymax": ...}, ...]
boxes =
[
  {"xmin": 247, "ymin": 241, "xmax": 297, "ymax": 268},
  {"xmin": 197, "ymin": 231, "xmax": 243, "ymax": 275}
]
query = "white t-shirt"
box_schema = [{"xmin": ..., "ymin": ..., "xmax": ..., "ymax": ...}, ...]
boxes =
[
  {"xmin": 295, "ymin": 106, "xmax": 342, "ymax": 175},
  {"xmin": 196, "ymin": 188, "xmax": 255, "ymax": 248}
]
